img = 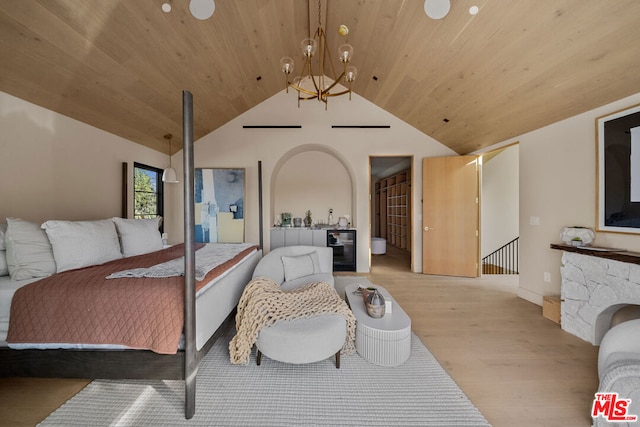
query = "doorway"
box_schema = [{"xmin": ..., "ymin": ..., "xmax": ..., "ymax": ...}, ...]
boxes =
[
  {"xmin": 480, "ymin": 143, "xmax": 520, "ymax": 276},
  {"xmin": 370, "ymin": 156, "xmax": 413, "ymax": 272}
]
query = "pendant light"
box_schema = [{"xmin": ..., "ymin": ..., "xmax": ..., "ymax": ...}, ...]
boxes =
[{"xmin": 162, "ymin": 133, "xmax": 179, "ymax": 183}]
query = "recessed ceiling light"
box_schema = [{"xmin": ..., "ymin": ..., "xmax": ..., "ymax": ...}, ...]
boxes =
[
  {"xmin": 469, "ymin": 5, "xmax": 479, "ymax": 15},
  {"xmin": 189, "ymin": 0, "xmax": 215, "ymax": 20},
  {"xmin": 424, "ymin": 0, "xmax": 451, "ymax": 20},
  {"xmin": 161, "ymin": 3, "xmax": 171, "ymax": 13}
]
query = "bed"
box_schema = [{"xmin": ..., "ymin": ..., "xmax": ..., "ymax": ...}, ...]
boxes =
[
  {"xmin": 2, "ymin": 243, "xmax": 261, "ymax": 353},
  {"xmin": 0, "ymin": 230, "xmax": 261, "ymax": 413},
  {"xmin": 0, "ymin": 91, "xmax": 260, "ymax": 419}
]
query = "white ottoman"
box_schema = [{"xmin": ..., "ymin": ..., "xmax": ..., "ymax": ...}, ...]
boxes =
[
  {"xmin": 256, "ymin": 314, "xmax": 347, "ymax": 368},
  {"xmin": 371, "ymin": 237, "xmax": 386, "ymax": 255},
  {"xmin": 344, "ymin": 283, "xmax": 411, "ymax": 366}
]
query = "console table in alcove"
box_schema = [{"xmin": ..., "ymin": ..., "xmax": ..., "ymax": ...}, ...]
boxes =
[{"xmin": 271, "ymin": 228, "xmax": 357, "ymax": 272}]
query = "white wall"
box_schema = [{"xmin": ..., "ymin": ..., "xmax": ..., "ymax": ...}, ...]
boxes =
[
  {"xmin": 481, "ymin": 145, "xmax": 519, "ymax": 258},
  {"xmin": 490, "ymin": 92, "xmax": 640, "ymax": 305},
  {"xmin": 274, "ymin": 150, "xmax": 351, "ymax": 226},
  {"xmin": 0, "ymin": 91, "xmax": 167, "ymax": 223},
  {"xmin": 166, "ymin": 90, "xmax": 456, "ymax": 273}
]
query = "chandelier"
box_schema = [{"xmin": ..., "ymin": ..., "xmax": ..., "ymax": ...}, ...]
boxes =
[{"xmin": 279, "ymin": 0, "xmax": 357, "ymax": 109}]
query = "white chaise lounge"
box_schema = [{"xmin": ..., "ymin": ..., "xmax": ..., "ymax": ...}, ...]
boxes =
[
  {"xmin": 251, "ymin": 245, "xmax": 334, "ymax": 290},
  {"xmin": 251, "ymin": 246, "xmax": 346, "ymax": 367}
]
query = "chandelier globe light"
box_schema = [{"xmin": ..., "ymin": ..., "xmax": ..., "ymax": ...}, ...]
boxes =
[{"xmin": 280, "ymin": 0, "xmax": 357, "ymax": 109}]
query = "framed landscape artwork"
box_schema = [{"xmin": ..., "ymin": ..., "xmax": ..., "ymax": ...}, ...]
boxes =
[
  {"xmin": 597, "ymin": 103, "xmax": 640, "ymax": 233},
  {"xmin": 195, "ymin": 168, "xmax": 245, "ymax": 243}
]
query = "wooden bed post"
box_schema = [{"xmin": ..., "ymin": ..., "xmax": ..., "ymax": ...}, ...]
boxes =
[
  {"xmin": 258, "ymin": 160, "xmax": 263, "ymax": 250},
  {"xmin": 182, "ymin": 90, "xmax": 197, "ymax": 419}
]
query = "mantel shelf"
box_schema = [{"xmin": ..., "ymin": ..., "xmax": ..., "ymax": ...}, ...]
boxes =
[{"xmin": 550, "ymin": 243, "xmax": 640, "ymax": 266}]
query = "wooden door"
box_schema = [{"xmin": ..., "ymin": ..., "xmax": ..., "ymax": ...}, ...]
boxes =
[{"xmin": 422, "ymin": 156, "xmax": 479, "ymax": 277}]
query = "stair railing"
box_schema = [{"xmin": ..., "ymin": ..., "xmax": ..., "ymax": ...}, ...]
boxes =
[{"xmin": 482, "ymin": 237, "xmax": 519, "ymax": 274}]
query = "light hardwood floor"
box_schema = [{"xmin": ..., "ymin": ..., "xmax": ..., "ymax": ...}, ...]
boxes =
[
  {"xmin": 0, "ymin": 244, "xmax": 599, "ymax": 427},
  {"xmin": 363, "ymin": 245, "xmax": 599, "ymax": 427}
]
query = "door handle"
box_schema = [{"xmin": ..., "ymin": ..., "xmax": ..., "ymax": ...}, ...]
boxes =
[{"xmin": 424, "ymin": 226, "xmax": 435, "ymax": 231}]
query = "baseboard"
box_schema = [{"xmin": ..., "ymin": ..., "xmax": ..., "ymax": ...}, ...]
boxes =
[{"xmin": 517, "ymin": 287, "xmax": 543, "ymax": 306}]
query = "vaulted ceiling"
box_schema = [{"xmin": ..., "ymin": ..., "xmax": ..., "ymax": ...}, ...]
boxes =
[{"xmin": 2, "ymin": 0, "xmax": 640, "ymax": 155}]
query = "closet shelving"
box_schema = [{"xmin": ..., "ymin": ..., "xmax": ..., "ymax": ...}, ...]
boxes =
[{"xmin": 374, "ymin": 170, "xmax": 410, "ymax": 251}]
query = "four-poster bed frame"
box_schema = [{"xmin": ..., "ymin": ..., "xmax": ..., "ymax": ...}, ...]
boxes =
[{"xmin": 0, "ymin": 91, "xmax": 248, "ymax": 419}]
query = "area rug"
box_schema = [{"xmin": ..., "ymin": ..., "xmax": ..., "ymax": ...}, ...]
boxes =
[{"xmin": 40, "ymin": 281, "xmax": 491, "ymax": 426}]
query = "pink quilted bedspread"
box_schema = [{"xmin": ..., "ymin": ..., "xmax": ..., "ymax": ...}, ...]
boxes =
[{"xmin": 6, "ymin": 244, "xmax": 258, "ymax": 354}]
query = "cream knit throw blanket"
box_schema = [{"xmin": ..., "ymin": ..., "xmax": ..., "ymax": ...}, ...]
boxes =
[{"xmin": 229, "ymin": 277, "xmax": 356, "ymax": 365}]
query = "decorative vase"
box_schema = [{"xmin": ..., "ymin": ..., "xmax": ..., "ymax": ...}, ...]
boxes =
[
  {"xmin": 366, "ymin": 289, "xmax": 386, "ymax": 318},
  {"xmin": 360, "ymin": 287, "xmax": 376, "ymax": 304}
]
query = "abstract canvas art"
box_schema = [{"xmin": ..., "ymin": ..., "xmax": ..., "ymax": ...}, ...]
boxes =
[{"xmin": 195, "ymin": 168, "xmax": 245, "ymax": 243}]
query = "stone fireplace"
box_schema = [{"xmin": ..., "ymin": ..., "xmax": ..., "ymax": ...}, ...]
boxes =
[{"xmin": 558, "ymin": 248, "xmax": 640, "ymax": 345}]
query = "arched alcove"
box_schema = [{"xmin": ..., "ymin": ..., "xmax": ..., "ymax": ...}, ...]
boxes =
[{"xmin": 271, "ymin": 144, "xmax": 356, "ymax": 229}]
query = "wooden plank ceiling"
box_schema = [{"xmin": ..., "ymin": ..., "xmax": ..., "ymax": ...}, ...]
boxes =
[{"xmin": 1, "ymin": 0, "xmax": 640, "ymax": 155}]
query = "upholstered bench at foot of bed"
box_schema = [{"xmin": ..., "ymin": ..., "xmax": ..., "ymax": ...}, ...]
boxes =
[{"xmin": 256, "ymin": 314, "xmax": 347, "ymax": 368}]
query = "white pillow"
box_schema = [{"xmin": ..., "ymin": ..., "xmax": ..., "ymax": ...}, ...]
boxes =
[
  {"xmin": 42, "ymin": 219, "xmax": 122, "ymax": 273},
  {"xmin": 281, "ymin": 252, "xmax": 320, "ymax": 282},
  {"xmin": 0, "ymin": 223, "xmax": 6, "ymax": 250},
  {"xmin": 4, "ymin": 218, "xmax": 57, "ymax": 280},
  {"xmin": 0, "ymin": 250, "xmax": 8, "ymax": 276},
  {"xmin": 112, "ymin": 217, "xmax": 163, "ymax": 257}
]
